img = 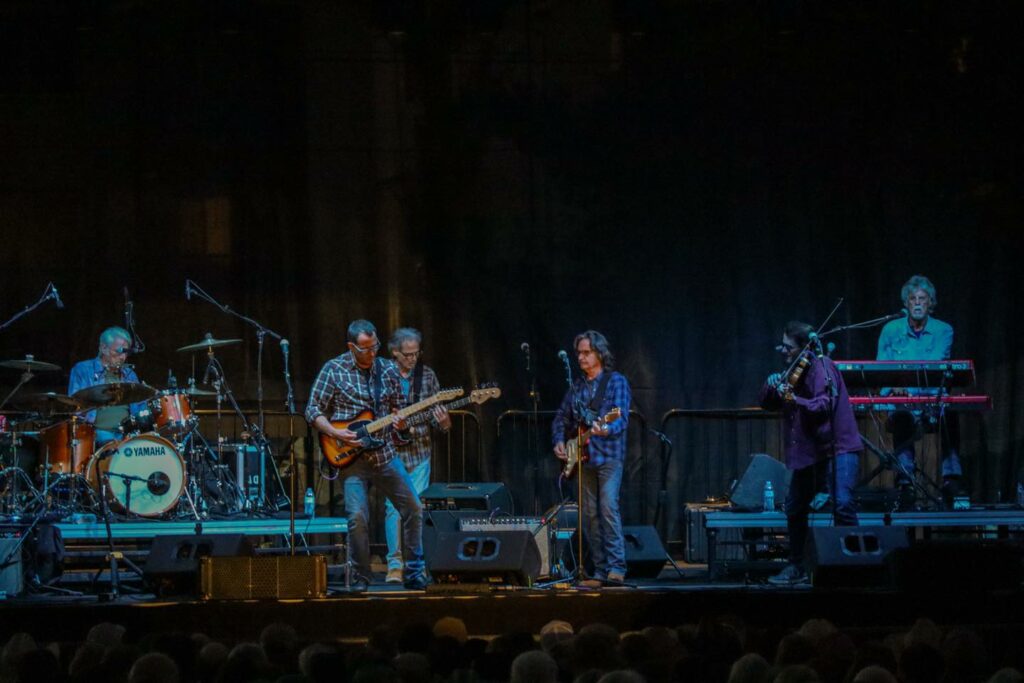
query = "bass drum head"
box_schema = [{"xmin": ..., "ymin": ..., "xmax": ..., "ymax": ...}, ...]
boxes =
[{"xmin": 88, "ymin": 433, "xmax": 186, "ymax": 517}]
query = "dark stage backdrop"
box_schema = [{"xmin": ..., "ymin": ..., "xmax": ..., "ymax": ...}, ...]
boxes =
[{"xmin": 1, "ymin": 1, "xmax": 1021, "ymax": 543}]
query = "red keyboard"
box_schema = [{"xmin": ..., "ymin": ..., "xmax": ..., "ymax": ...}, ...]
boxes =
[{"xmin": 849, "ymin": 395, "xmax": 992, "ymax": 412}]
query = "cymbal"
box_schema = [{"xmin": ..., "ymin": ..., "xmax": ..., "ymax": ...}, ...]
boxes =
[
  {"xmin": 177, "ymin": 334, "xmax": 243, "ymax": 353},
  {"xmin": 16, "ymin": 392, "xmax": 83, "ymax": 414},
  {"xmin": 0, "ymin": 356, "xmax": 61, "ymax": 372},
  {"xmin": 179, "ymin": 385, "xmax": 217, "ymax": 397},
  {"xmin": 72, "ymin": 382, "xmax": 157, "ymax": 407}
]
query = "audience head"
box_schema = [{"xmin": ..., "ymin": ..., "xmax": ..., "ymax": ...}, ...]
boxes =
[
  {"xmin": 128, "ymin": 652, "xmax": 179, "ymax": 683},
  {"xmin": 511, "ymin": 650, "xmax": 559, "ymax": 683}
]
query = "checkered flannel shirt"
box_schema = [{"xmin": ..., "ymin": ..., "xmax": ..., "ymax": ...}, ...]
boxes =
[
  {"xmin": 305, "ymin": 352, "xmax": 402, "ymax": 469},
  {"xmin": 389, "ymin": 361, "xmax": 446, "ymax": 471}
]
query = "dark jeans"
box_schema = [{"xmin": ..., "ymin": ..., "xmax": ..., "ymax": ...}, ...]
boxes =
[
  {"xmin": 580, "ymin": 459, "xmax": 626, "ymax": 578},
  {"xmin": 343, "ymin": 457, "xmax": 424, "ymax": 579},
  {"xmin": 891, "ymin": 410, "xmax": 962, "ymax": 484},
  {"xmin": 786, "ymin": 452, "xmax": 860, "ymax": 565}
]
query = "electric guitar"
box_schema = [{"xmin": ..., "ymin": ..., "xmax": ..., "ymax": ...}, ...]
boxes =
[
  {"xmin": 561, "ymin": 407, "xmax": 623, "ymax": 477},
  {"xmin": 403, "ymin": 384, "xmax": 502, "ymax": 429},
  {"xmin": 319, "ymin": 388, "xmax": 463, "ymax": 469}
]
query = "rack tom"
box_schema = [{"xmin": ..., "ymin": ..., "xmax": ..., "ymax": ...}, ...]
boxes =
[{"xmin": 38, "ymin": 419, "xmax": 95, "ymax": 474}]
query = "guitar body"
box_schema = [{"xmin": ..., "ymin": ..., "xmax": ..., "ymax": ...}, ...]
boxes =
[
  {"xmin": 319, "ymin": 411, "xmax": 378, "ymax": 469},
  {"xmin": 562, "ymin": 429, "xmax": 591, "ymax": 477}
]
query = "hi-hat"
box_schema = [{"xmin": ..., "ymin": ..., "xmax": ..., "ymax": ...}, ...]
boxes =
[
  {"xmin": 17, "ymin": 392, "xmax": 83, "ymax": 414},
  {"xmin": 72, "ymin": 382, "xmax": 157, "ymax": 407},
  {"xmin": 177, "ymin": 334, "xmax": 242, "ymax": 353},
  {"xmin": 0, "ymin": 355, "xmax": 61, "ymax": 372}
]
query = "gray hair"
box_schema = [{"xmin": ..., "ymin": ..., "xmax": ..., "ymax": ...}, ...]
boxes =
[
  {"xmin": 98, "ymin": 327, "xmax": 132, "ymax": 352},
  {"xmin": 388, "ymin": 327, "xmax": 422, "ymax": 352},
  {"xmin": 901, "ymin": 275, "xmax": 938, "ymax": 312}
]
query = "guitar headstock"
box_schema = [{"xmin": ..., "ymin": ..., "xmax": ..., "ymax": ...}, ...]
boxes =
[
  {"xmin": 467, "ymin": 385, "xmax": 501, "ymax": 404},
  {"xmin": 602, "ymin": 407, "xmax": 622, "ymax": 423},
  {"xmin": 436, "ymin": 387, "xmax": 464, "ymax": 402}
]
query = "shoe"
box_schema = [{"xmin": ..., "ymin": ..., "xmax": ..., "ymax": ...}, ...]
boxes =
[
  {"xmin": 385, "ymin": 568, "xmax": 404, "ymax": 584},
  {"xmin": 578, "ymin": 578, "xmax": 603, "ymax": 589},
  {"xmin": 767, "ymin": 564, "xmax": 808, "ymax": 586},
  {"xmin": 403, "ymin": 572, "xmax": 430, "ymax": 590},
  {"xmin": 348, "ymin": 574, "xmax": 370, "ymax": 593},
  {"xmin": 607, "ymin": 572, "xmax": 626, "ymax": 584}
]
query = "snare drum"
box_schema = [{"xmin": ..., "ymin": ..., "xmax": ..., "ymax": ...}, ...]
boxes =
[
  {"xmin": 38, "ymin": 419, "xmax": 96, "ymax": 475},
  {"xmin": 87, "ymin": 433, "xmax": 186, "ymax": 517},
  {"xmin": 151, "ymin": 391, "xmax": 195, "ymax": 436}
]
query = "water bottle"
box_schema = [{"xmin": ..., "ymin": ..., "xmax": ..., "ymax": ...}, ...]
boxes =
[
  {"xmin": 763, "ymin": 480, "xmax": 775, "ymax": 512},
  {"xmin": 304, "ymin": 487, "xmax": 316, "ymax": 518}
]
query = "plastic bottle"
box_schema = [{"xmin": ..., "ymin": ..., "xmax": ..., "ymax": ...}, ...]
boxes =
[
  {"xmin": 763, "ymin": 480, "xmax": 775, "ymax": 512},
  {"xmin": 304, "ymin": 487, "xmax": 316, "ymax": 518}
]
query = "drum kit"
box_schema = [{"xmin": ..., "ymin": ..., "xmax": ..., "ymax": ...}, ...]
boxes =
[{"xmin": 0, "ymin": 335, "xmax": 283, "ymax": 522}]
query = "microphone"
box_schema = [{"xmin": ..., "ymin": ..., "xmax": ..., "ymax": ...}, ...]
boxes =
[
  {"xmin": 520, "ymin": 342, "xmax": 530, "ymax": 371},
  {"xmin": 202, "ymin": 361, "xmax": 214, "ymax": 386},
  {"xmin": 557, "ymin": 350, "xmax": 569, "ymax": 363},
  {"xmin": 50, "ymin": 284, "xmax": 65, "ymax": 309},
  {"xmin": 280, "ymin": 338, "xmax": 290, "ymax": 353},
  {"xmin": 185, "ymin": 281, "xmax": 192, "ymax": 301}
]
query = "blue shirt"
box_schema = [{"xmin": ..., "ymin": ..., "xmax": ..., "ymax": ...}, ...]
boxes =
[
  {"xmin": 876, "ymin": 316, "xmax": 954, "ymax": 396},
  {"xmin": 67, "ymin": 358, "xmax": 146, "ymax": 427},
  {"xmin": 552, "ymin": 370, "xmax": 631, "ymax": 467}
]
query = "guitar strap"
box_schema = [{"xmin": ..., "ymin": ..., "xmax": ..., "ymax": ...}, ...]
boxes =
[
  {"xmin": 410, "ymin": 362, "xmax": 425, "ymax": 404},
  {"xmin": 588, "ymin": 371, "xmax": 613, "ymax": 412},
  {"xmin": 370, "ymin": 357, "xmax": 384, "ymax": 416}
]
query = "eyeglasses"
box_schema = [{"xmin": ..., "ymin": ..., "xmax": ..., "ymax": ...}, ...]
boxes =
[
  {"xmin": 398, "ymin": 350, "xmax": 422, "ymax": 360},
  {"xmin": 350, "ymin": 341, "xmax": 380, "ymax": 355}
]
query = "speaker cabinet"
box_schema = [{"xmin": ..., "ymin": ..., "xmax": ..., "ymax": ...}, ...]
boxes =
[
  {"xmin": 623, "ymin": 526, "xmax": 668, "ymax": 578},
  {"xmin": 730, "ymin": 453, "xmax": 792, "ymax": 510},
  {"xmin": 808, "ymin": 526, "xmax": 909, "ymax": 588},
  {"xmin": 429, "ymin": 531, "xmax": 541, "ymax": 586},
  {"xmin": 200, "ymin": 555, "xmax": 327, "ymax": 600},
  {"xmin": 145, "ymin": 534, "xmax": 253, "ymax": 594}
]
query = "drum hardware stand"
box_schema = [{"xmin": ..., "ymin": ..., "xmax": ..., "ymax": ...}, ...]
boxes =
[
  {"xmin": 0, "ymin": 282, "xmax": 63, "ymax": 336},
  {"xmin": 94, "ymin": 472, "xmax": 144, "ymax": 600}
]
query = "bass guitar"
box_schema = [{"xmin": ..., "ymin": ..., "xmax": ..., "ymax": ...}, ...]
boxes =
[
  {"xmin": 403, "ymin": 384, "xmax": 502, "ymax": 428},
  {"xmin": 561, "ymin": 407, "xmax": 622, "ymax": 477},
  {"xmin": 319, "ymin": 388, "xmax": 463, "ymax": 469}
]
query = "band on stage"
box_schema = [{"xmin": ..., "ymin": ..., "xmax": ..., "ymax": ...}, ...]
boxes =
[{"xmin": 0, "ymin": 273, "xmax": 990, "ymax": 589}]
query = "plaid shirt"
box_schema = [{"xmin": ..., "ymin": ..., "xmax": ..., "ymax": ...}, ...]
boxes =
[
  {"xmin": 389, "ymin": 361, "xmax": 445, "ymax": 470},
  {"xmin": 552, "ymin": 370, "xmax": 631, "ymax": 466},
  {"xmin": 305, "ymin": 352, "xmax": 402, "ymax": 469}
]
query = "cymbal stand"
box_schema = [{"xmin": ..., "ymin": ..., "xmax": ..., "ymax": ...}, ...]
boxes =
[{"xmin": 0, "ymin": 368, "xmax": 35, "ymax": 412}]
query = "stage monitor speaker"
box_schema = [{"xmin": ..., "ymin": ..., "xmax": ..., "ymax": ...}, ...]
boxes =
[
  {"xmin": 888, "ymin": 540, "xmax": 1023, "ymax": 593},
  {"xmin": 145, "ymin": 534, "xmax": 253, "ymax": 594},
  {"xmin": 624, "ymin": 526, "xmax": 668, "ymax": 578},
  {"xmin": 807, "ymin": 526, "xmax": 909, "ymax": 588},
  {"xmin": 200, "ymin": 555, "xmax": 327, "ymax": 600},
  {"xmin": 729, "ymin": 453, "xmax": 792, "ymax": 510},
  {"xmin": 429, "ymin": 531, "xmax": 541, "ymax": 586},
  {"xmin": 420, "ymin": 482, "xmax": 513, "ymax": 513}
]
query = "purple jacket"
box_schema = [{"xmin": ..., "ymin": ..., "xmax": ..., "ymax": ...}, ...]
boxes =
[{"xmin": 759, "ymin": 356, "xmax": 863, "ymax": 470}]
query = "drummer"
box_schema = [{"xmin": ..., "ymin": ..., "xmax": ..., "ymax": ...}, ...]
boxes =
[{"xmin": 68, "ymin": 327, "xmax": 147, "ymax": 446}]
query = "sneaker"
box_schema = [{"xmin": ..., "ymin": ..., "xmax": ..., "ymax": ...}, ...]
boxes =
[
  {"xmin": 767, "ymin": 564, "xmax": 808, "ymax": 586},
  {"xmin": 403, "ymin": 571, "xmax": 430, "ymax": 591},
  {"xmin": 607, "ymin": 572, "xmax": 626, "ymax": 584},
  {"xmin": 347, "ymin": 574, "xmax": 370, "ymax": 593},
  {"xmin": 385, "ymin": 568, "xmax": 404, "ymax": 584}
]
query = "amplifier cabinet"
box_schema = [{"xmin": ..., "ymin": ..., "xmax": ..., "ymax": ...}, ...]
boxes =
[{"xmin": 200, "ymin": 555, "xmax": 327, "ymax": 600}]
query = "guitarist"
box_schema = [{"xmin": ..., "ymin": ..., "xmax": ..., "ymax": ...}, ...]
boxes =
[
  {"xmin": 383, "ymin": 327, "xmax": 451, "ymax": 584},
  {"xmin": 552, "ymin": 330, "xmax": 632, "ymax": 589},
  {"xmin": 305, "ymin": 319, "xmax": 428, "ymax": 591}
]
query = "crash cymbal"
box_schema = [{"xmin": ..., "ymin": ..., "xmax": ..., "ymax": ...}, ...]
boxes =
[
  {"xmin": 16, "ymin": 392, "xmax": 83, "ymax": 414},
  {"xmin": 72, "ymin": 382, "xmax": 157, "ymax": 407},
  {"xmin": 0, "ymin": 355, "xmax": 61, "ymax": 372},
  {"xmin": 177, "ymin": 333, "xmax": 243, "ymax": 353}
]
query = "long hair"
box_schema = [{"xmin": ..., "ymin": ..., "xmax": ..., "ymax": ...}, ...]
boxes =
[{"xmin": 573, "ymin": 330, "xmax": 615, "ymax": 370}]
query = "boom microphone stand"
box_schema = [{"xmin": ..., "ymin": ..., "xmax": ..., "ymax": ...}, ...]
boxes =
[{"xmin": 0, "ymin": 282, "xmax": 64, "ymax": 336}]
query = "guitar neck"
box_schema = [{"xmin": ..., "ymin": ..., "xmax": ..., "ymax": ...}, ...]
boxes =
[
  {"xmin": 406, "ymin": 395, "xmax": 471, "ymax": 427},
  {"xmin": 364, "ymin": 394, "xmax": 443, "ymax": 433}
]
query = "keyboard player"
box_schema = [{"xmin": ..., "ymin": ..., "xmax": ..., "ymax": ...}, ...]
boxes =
[{"xmin": 876, "ymin": 275, "xmax": 963, "ymax": 508}]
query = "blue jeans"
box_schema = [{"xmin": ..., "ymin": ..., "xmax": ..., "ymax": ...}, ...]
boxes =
[
  {"xmin": 785, "ymin": 452, "xmax": 860, "ymax": 565},
  {"xmin": 580, "ymin": 459, "xmax": 626, "ymax": 577},
  {"xmin": 384, "ymin": 458, "xmax": 431, "ymax": 571},
  {"xmin": 343, "ymin": 457, "xmax": 424, "ymax": 579},
  {"xmin": 891, "ymin": 411, "xmax": 962, "ymax": 484}
]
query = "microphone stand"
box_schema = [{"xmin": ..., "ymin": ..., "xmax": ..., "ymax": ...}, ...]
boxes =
[
  {"xmin": 282, "ymin": 341, "xmax": 299, "ymax": 555},
  {"xmin": 0, "ymin": 283, "xmax": 62, "ymax": 335},
  {"xmin": 524, "ymin": 344, "xmax": 542, "ymax": 515},
  {"xmin": 184, "ymin": 279, "xmax": 285, "ymax": 438},
  {"xmin": 560, "ymin": 354, "xmax": 589, "ymax": 586}
]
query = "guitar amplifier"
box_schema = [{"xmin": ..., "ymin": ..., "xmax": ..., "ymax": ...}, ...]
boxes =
[
  {"xmin": 420, "ymin": 482, "xmax": 512, "ymax": 513},
  {"xmin": 458, "ymin": 517, "xmax": 554, "ymax": 577},
  {"xmin": 199, "ymin": 555, "xmax": 327, "ymax": 600}
]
